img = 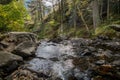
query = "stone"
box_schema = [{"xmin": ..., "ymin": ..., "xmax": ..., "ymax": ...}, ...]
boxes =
[
  {"xmin": 97, "ymin": 35, "xmax": 111, "ymax": 40},
  {"xmin": 0, "ymin": 51, "xmax": 23, "ymax": 78},
  {"xmin": 6, "ymin": 32, "xmax": 37, "ymax": 44},
  {"xmin": 103, "ymin": 50, "xmax": 113, "ymax": 58},
  {"xmin": 6, "ymin": 69, "xmax": 39, "ymax": 80},
  {"xmin": 95, "ymin": 60, "xmax": 105, "ymax": 65},
  {"xmin": 112, "ymin": 60, "xmax": 120, "ymax": 66},
  {"xmin": 0, "ymin": 32, "xmax": 37, "ymax": 52},
  {"xmin": 12, "ymin": 41, "xmax": 37, "ymax": 57},
  {"xmin": 109, "ymin": 25, "xmax": 120, "ymax": 32},
  {"xmin": 88, "ymin": 46, "xmax": 96, "ymax": 52},
  {"xmin": 0, "ymin": 51, "xmax": 23, "ymax": 67},
  {"xmin": 81, "ymin": 49, "xmax": 92, "ymax": 56}
]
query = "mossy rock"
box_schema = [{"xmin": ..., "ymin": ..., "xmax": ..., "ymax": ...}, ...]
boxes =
[{"xmin": 95, "ymin": 25, "xmax": 117, "ymax": 37}]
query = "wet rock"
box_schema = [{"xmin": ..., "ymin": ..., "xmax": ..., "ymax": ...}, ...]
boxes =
[
  {"xmin": 49, "ymin": 57, "xmax": 59, "ymax": 61},
  {"xmin": 0, "ymin": 51, "xmax": 23, "ymax": 67},
  {"xmin": 12, "ymin": 41, "xmax": 37, "ymax": 57},
  {"xmin": 0, "ymin": 41, "xmax": 9, "ymax": 48},
  {"xmin": 97, "ymin": 35, "xmax": 111, "ymax": 40},
  {"xmin": 93, "ymin": 50, "xmax": 113, "ymax": 62},
  {"xmin": 91, "ymin": 76, "xmax": 107, "ymax": 80},
  {"xmin": 95, "ymin": 60, "xmax": 105, "ymax": 65},
  {"xmin": 92, "ymin": 40, "xmax": 120, "ymax": 51},
  {"xmin": 93, "ymin": 64, "xmax": 120, "ymax": 80},
  {"xmin": 0, "ymin": 51, "xmax": 23, "ymax": 78},
  {"xmin": 48, "ymin": 36, "xmax": 65, "ymax": 43},
  {"xmin": 113, "ymin": 54, "xmax": 120, "ymax": 60},
  {"xmin": 104, "ymin": 41, "xmax": 120, "ymax": 51},
  {"xmin": 74, "ymin": 68, "xmax": 88, "ymax": 80},
  {"xmin": 88, "ymin": 46, "xmax": 96, "ymax": 52},
  {"xmin": 71, "ymin": 38, "xmax": 92, "ymax": 46},
  {"xmin": 81, "ymin": 49, "xmax": 92, "ymax": 56},
  {"xmin": 102, "ymin": 50, "xmax": 113, "ymax": 58},
  {"xmin": 73, "ymin": 57, "xmax": 89, "ymax": 71},
  {"xmin": 112, "ymin": 60, "xmax": 120, "ymax": 66},
  {"xmin": 6, "ymin": 69, "xmax": 39, "ymax": 80},
  {"xmin": 0, "ymin": 44, "xmax": 4, "ymax": 50},
  {"xmin": 68, "ymin": 75, "xmax": 77, "ymax": 80}
]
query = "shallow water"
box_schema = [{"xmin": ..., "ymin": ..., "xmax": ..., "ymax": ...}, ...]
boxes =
[{"xmin": 26, "ymin": 41, "xmax": 79, "ymax": 80}]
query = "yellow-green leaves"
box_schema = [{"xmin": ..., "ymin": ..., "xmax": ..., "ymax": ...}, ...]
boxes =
[{"xmin": 0, "ymin": 0, "xmax": 28, "ymax": 32}]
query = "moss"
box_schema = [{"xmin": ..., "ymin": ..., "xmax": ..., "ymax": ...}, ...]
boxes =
[{"xmin": 94, "ymin": 25, "xmax": 117, "ymax": 37}]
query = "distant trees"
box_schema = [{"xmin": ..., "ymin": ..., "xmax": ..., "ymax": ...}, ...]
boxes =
[
  {"xmin": 26, "ymin": 0, "xmax": 120, "ymax": 38},
  {"xmin": 26, "ymin": 0, "xmax": 52, "ymax": 32}
]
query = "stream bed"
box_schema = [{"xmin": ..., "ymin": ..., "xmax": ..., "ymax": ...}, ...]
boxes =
[
  {"xmin": 26, "ymin": 41, "xmax": 82, "ymax": 80},
  {"xmin": 8, "ymin": 38, "xmax": 120, "ymax": 80}
]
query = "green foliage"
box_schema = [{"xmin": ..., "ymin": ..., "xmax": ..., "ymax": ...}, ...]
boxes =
[
  {"xmin": 60, "ymin": 26, "xmax": 91, "ymax": 38},
  {"xmin": 47, "ymin": 19, "xmax": 59, "ymax": 27},
  {"xmin": 0, "ymin": 0, "xmax": 28, "ymax": 32},
  {"xmin": 95, "ymin": 25, "xmax": 116, "ymax": 37},
  {"xmin": 38, "ymin": 19, "xmax": 60, "ymax": 39}
]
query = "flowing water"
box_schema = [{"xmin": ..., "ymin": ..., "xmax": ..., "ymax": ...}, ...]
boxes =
[{"xmin": 25, "ymin": 41, "xmax": 90, "ymax": 80}]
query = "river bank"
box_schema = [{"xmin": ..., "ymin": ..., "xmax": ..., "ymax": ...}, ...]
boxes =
[{"xmin": 0, "ymin": 32, "xmax": 38, "ymax": 80}]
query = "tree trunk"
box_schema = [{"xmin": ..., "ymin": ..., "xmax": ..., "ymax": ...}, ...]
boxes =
[
  {"xmin": 107, "ymin": 0, "xmax": 110, "ymax": 20},
  {"xmin": 60, "ymin": 0, "xmax": 64, "ymax": 35},
  {"xmin": 72, "ymin": 0, "xmax": 77, "ymax": 37},
  {"xmin": 92, "ymin": 0, "xmax": 100, "ymax": 29},
  {"xmin": 52, "ymin": 0, "xmax": 55, "ymax": 19},
  {"xmin": 77, "ymin": 6, "xmax": 90, "ymax": 35}
]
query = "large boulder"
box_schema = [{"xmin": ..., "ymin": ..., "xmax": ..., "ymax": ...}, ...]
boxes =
[
  {"xmin": 0, "ymin": 32, "xmax": 38, "ymax": 52},
  {"xmin": 0, "ymin": 51, "xmax": 23, "ymax": 78},
  {"xmin": 3, "ymin": 32, "xmax": 37, "ymax": 44},
  {"xmin": 12, "ymin": 41, "xmax": 37, "ymax": 57},
  {"xmin": 0, "ymin": 32, "xmax": 38, "ymax": 78},
  {"xmin": 0, "ymin": 51, "xmax": 23, "ymax": 67}
]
